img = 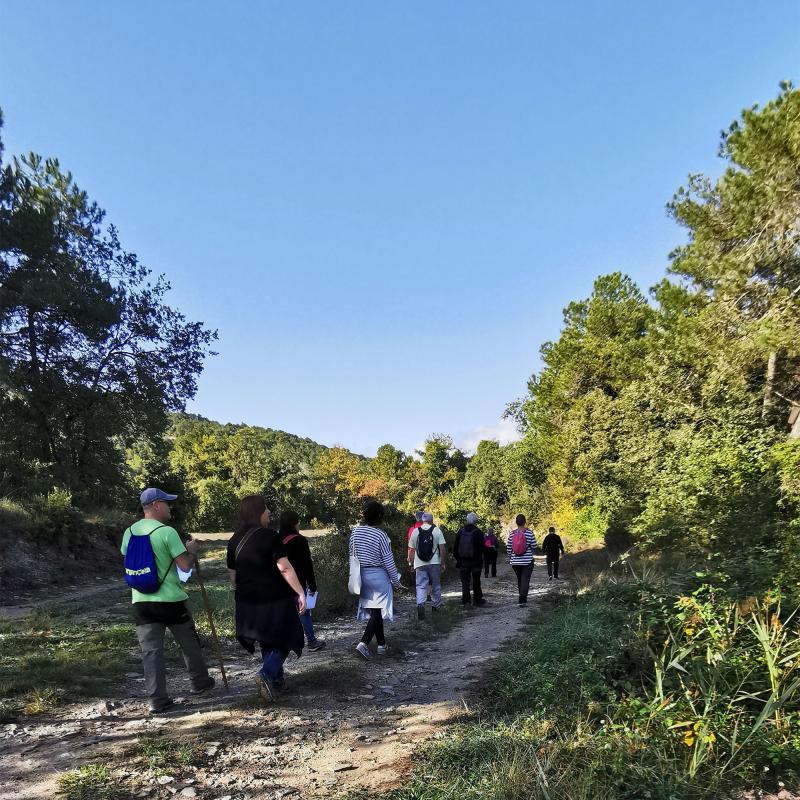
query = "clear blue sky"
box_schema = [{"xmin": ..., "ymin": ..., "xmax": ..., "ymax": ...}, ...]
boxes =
[{"xmin": 1, "ymin": 2, "xmax": 798, "ymax": 455}]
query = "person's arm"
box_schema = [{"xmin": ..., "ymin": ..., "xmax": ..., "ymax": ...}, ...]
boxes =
[
  {"xmin": 303, "ymin": 540, "xmax": 318, "ymax": 594},
  {"xmin": 276, "ymin": 557, "xmax": 307, "ymax": 613},
  {"xmin": 559, "ymin": 536, "xmax": 565, "ymax": 554},
  {"xmin": 506, "ymin": 534, "xmax": 513, "ymax": 559},
  {"xmin": 174, "ymin": 537, "xmax": 199, "ymax": 572},
  {"xmin": 380, "ymin": 535, "xmax": 402, "ymax": 586},
  {"xmin": 227, "ymin": 569, "xmax": 236, "ymax": 587},
  {"xmin": 438, "ymin": 543, "xmax": 447, "ymax": 572},
  {"xmin": 407, "ymin": 530, "xmax": 418, "ymax": 567}
]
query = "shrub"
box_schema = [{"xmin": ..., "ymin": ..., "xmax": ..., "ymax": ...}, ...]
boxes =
[{"xmin": 56, "ymin": 764, "xmax": 125, "ymax": 800}]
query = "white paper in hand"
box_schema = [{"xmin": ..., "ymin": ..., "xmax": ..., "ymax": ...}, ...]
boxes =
[
  {"xmin": 177, "ymin": 566, "xmax": 193, "ymax": 583},
  {"xmin": 305, "ymin": 591, "xmax": 318, "ymax": 609}
]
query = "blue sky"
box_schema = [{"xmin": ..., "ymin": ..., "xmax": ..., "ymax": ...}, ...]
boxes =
[{"xmin": 1, "ymin": 2, "xmax": 798, "ymax": 455}]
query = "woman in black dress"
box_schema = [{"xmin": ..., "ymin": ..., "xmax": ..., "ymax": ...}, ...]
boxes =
[{"xmin": 227, "ymin": 495, "xmax": 306, "ymax": 700}]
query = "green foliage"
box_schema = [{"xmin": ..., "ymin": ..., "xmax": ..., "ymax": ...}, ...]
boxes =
[
  {"xmin": 382, "ymin": 568, "xmax": 800, "ymax": 800},
  {"xmin": 136, "ymin": 734, "xmax": 205, "ymax": 769},
  {"xmin": 56, "ymin": 764, "xmax": 125, "ymax": 800},
  {"xmin": 0, "ymin": 612, "xmax": 137, "ymax": 701},
  {"xmin": 0, "ymin": 111, "xmax": 215, "ymax": 506}
]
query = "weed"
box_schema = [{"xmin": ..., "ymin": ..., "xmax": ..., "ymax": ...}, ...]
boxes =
[
  {"xmin": 0, "ymin": 698, "xmax": 21, "ymax": 722},
  {"xmin": 24, "ymin": 687, "xmax": 63, "ymax": 715},
  {"xmin": 56, "ymin": 764, "xmax": 126, "ymax": 800},
  {"xmin": 136, "ymin": 734, "xmax": 205, "ymax": 769}
]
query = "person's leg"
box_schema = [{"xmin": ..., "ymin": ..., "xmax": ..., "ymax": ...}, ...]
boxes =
[
  {"xmin": 261, "ymin": 648, "xmax": 288, "ymax": 686},
  {"xmin": 546, "ymin": 555, "xmax": 554, "ymax": 578},
  {"xmin": 361, "ymin": 608, "xmax": 385, "ymax": 645},
  {"xmin": 520, "ymin": 563, "xmax": 534, "ymax": 602},
  {"xmin": 429, "ymin": 565, "xmax": 442, "ymax": 608},
  {"xmin": 299, "ymin": 609, "xmax": 317, "ymax": 644},
  {"xmin": 483, "ymin": 549, "xmax": 490, "ymax": 577},
  {"xmin": 136, "ymin": 623, "xmax": 168, "ymax": 707},
  {"xmin": 472, "ymin": 570, "xmax": 484, "ymax": 603},
  {"xmin": 373, "ymin": 611, "xmax": 385, "ymax": 647},
  {"xmin": 512, "ymin": 565, "xmax": 524, "ymax": 602},
  {"xmin": 460, "ymin": 568, "xmax": 471, "ymax": 604},
  {"xmin": 168, "ymin": 618, "xmax": 210, "ymax": 688},
  {"xmin": 490, "ymin": 550, "xmax": 497, "ymax": 576},
  {"xmin": 553, "ymin": 554, "xmax": 560, "ymax": 579},
  {"xmin": 416, "ymin": 567, "xmax": 429, "ymax": 618}
]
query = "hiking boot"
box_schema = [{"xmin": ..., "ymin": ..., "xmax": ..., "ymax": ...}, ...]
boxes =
[
  {"xmin": 475, "ymin": 598, "xmax": 487, "ymax": 606},
  {"xmin": 255, "ymin": 673, "xmax": 277, "ymax": 702},
  {"xmin": 148, "ymin": 698, "xmax": 175, "ymax": 714},
  {"xmin": 417, "ymin": 604, "xmax": 425, "ymax": 621},
  {"xmin": 432, "ymin": 605, "xmax": 439, "ymax": 613},
  {"xmin": 376, "ymin": 645, "xmax": 388, "ymax": 655},
  {"xmin": 355, "ymin": 642, "xmax": 371, "ymax": 660},
  {"xmin": 307, "ymin": 640, "xmax": 327, "ymax": 652},
  {"xmin": 190, "ymin": 676, "xmax": 215, "ymax": 694}
]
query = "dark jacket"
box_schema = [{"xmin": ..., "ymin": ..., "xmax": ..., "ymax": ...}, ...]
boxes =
[
  {"xmin": 281, "ymin": 530, "xmax": 317, "ymax": 593},
  {"xmin": 541, "ymin": 532, "xmax": 564, "ymax": 558},
  {"xmin": 453, "ymin": 524, "xmax": 484, "ymax": 570}
]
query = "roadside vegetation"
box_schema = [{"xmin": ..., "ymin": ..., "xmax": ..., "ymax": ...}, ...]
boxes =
[{"xmin": 372, "ymin": 553, "xmax": 800, "ymax": 800}]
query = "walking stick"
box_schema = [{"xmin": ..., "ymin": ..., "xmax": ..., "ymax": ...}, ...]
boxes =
[{"xmin": 192, "ymin": 555, "xmax": 230, "ymax": 693}]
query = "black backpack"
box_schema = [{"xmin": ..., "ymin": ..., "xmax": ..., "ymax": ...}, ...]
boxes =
[
  {"xmin": 416, "ymin": 526, "xmax": 435, "ymax": 562},
  {"xmin": 457, "ymin": 528, "xmax": 475, "ymax": 561}
]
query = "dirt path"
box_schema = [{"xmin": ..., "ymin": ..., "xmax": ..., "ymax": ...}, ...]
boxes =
[{"xmin": 0, "ymin": 559, "xmax": 558, "ymax": 799}]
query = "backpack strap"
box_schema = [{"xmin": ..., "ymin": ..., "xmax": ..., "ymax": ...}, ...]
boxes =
[
  {"xmin": 282, "ymin": 533, "xmax": 300, "ymax": 546},
  {"xmin": 235, "ymin": 526, "xmax": 260, "ymax": 564}
]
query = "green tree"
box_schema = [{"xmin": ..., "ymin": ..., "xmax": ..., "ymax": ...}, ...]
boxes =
[{"xmin": 0, "ymin": 125, "xmax": 216, "ymax": 503}]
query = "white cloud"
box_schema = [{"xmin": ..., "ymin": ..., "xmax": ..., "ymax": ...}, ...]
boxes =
[{"xmin": 455, "ymin": 418, "xmax": 522, "ymax": 454}]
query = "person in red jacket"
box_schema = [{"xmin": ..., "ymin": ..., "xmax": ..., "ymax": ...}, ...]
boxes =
[{"xmin": 407, "ymin": 511, "xmax": 424, "ymax": 544}]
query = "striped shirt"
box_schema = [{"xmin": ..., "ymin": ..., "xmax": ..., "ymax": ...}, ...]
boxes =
[
  {"xmin": 506, "ymin": 528, "xmax": 538, "ymax": 565},
  {"xmin": 349, "ymin": 525, "xmax": 401, "ymax": 584}
]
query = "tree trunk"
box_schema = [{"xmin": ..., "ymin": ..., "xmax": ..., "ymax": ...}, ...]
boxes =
[{"xmin": 763, "ymin": 351, "xmax": 777, "ymax": 419}]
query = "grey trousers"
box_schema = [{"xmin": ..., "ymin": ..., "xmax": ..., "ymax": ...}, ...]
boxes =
[
  {"xmin": 136, "ymin": 619, "xmax": 209, "ymax": 703},
  {"xmin": 415, "ymin": 564, "xmax": 442, "ymax": 607}
]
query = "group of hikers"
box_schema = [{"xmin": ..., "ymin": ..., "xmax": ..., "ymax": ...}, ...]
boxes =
[{"xmin": 121, "ymin": 487, "xmax": 565, "ymax": 712}]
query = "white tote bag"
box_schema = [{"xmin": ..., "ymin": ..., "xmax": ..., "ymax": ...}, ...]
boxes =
[{"xmin": 348, "ymin": 554, "xmax": 362, "ymax": 595}]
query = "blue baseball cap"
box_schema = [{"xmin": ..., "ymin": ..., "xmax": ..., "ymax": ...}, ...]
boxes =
[
  {"xmin": 422, "ymin": 512, "xmax": 434, "ymax": 523},
  {"xmin": 140, "ymin": 487, "xmax": 178, "ymax": 506}
]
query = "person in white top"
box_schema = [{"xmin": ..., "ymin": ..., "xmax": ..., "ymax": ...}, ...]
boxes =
[{"xmin": 407, "ymin": 512, "xmax": 447, "ymax": 620}]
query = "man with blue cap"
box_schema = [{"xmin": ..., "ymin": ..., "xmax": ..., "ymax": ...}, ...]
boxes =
[{"xmin": 120, "ymin": 488, "xmax": 214, "ymax": 713}]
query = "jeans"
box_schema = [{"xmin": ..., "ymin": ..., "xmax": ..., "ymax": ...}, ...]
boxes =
[
  {"xmin": 299, "ymin": 609, "xmax": 318, "ymax": 644},
  {"xmin": 512, "ymin": 563, "xmax": 534, "ymax": 603},
  {"xmin": 483, "ymin": 549, "xmax": 497, "ymax": 577},
  {"xmin": 546, "ymin": 554, "xmax": 560, "ymax": 578},
  {"xmin": 259, "ymin": 644, "xmax": 288, "ymax": 687},
  {"xmin": 459, "ymin": 568, "xmax": 484, "ymax": 605},
  {"xmin": 415, "ymin": 564, "xmax": 442, "ymax": 607},
  {"xmin": 361, "ymin": 608, "xmax": 385, "ymax": 646},
  {"xmin": 136, "ymin": 618, "xmax": 209, "ymax": 705}
]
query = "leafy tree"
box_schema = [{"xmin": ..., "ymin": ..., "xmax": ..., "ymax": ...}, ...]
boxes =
[{"xmin": 0, "ymin": 123, "xmax": 216, "ymax": 503}]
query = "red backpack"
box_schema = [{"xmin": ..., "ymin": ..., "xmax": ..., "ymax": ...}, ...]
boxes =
[{"xmin": 511, "ymin": 529, "xmax": 529, "ymax": 556}]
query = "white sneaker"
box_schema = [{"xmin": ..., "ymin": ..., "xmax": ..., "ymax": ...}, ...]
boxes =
[
  {"xmin": 355, "ymin": 642, "xmax": 371, "ymax": 660},
  {"xmin": 376, "ymin": 645, "xmax": 388, "ymax": 655}
]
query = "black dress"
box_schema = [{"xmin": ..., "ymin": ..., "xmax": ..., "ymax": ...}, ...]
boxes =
[{"xmin": 226, "ymin": 526, "xmax": 304, "ymax": 657}]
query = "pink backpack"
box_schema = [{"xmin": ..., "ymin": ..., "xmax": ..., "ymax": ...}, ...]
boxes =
[{"xmin": 511, "ymin": 529, "xmax": 529, "ymax": 556}]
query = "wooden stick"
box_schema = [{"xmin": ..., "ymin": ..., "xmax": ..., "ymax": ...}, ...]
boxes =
[{"xmin": 192, "ymin": 557, "xmax": 230, "ymax": 693}]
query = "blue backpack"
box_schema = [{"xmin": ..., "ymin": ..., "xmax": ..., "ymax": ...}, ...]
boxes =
[{"xmin": 124, "ymin": 524, "xmax": 170, "ymax": 593}]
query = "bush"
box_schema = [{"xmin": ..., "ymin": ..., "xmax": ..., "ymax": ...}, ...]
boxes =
[
  {"xmin": 387, "ymin": 564, "xmax": 800, "ymax": 800},
  {"xmin": 191, "ymin": 477, "xmax": 238, "ymax": 532},
  {"xmin": 56, "ymin": 764, "xmax": 125, "ymax": 800}
]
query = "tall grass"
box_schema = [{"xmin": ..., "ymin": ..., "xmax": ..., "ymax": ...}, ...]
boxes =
[{"xmin": 374, "ymin": 561, "xmax": 800, "ymax": 800}]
